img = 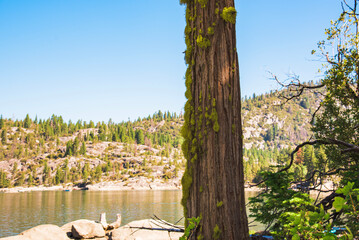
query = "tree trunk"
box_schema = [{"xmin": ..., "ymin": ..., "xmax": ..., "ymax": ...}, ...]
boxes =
[{"xmin": 181, "ymin": 0, "xmax": 249, "ymax": 239}]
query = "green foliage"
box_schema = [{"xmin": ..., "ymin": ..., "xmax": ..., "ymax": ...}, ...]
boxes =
[
  {"xmin": 248, "ymin": 171, "xmax": 314, "ymax": 235},
  {"xmin": 299, "ymin": 97, "xmax": 309, "ymax": 109},
  {"xmin": 1, "ymin": 129, "xmax": 7, "ymax": 144},
  {"xmin": 264, "ymin": 124, "xmax": 278, "ymax": 142},
  {"xmin": 0, "ymin": 170, "xmax": 10, "ymax": 188},
  {"xmin": 221, "ymin": 7, "xmax": 237, "ymax": 24},
  {"xmin": 65, "ymin": 137, "xmax": 80, "ymax": 156},
  {"xmin": 0, "ymin": 115, "xmax": 4, "ymax": 129},
  {"xmin": 308, "ymin": 3, "xmax": 359, "ymax": 187},
  {"xmin": 282, "ymin": 182, "xmax": 359, "ymax": 240},
  {"xmin": 80, "ymin": 142, "xmax": 86, "ymax": 155},
  {"xmin": 179, "ymin": 216, "xmax": 201, "ymax": 240},
  {"xmin": 333, "ymin": 182, "xmax": 359, "ymax": 237},
  {"xmin": 135, "ymin": 129, "xmax": 145, "ymax": 145},
  {"xmin": 24, "ymin": 114, "xmax": 31, "ymax": 128},
  {"xmin": 250, "ymin": 173, "xmax": 358, "ymax": 239},
  {"xmin": 283, "ymin": 206, "xmax": 337, "ymax": 240}
]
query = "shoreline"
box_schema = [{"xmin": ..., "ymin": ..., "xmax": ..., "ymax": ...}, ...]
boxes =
[
  {"xmin": 0, "ymin": 180, "xmax": 182, "ymax": 193},
  {"xmin": 0, "ymin": 181, "xmax": 263, "ymax": 194}
]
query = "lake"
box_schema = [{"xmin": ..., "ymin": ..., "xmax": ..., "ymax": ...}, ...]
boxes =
[{"xmin": 0, "ymin": 190, "xmax": 261, "ymax": 238}]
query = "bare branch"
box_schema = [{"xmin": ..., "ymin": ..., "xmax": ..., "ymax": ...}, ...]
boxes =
[
  {"xmin": 250, "ymin": 138, "xmax": 359, "ymax": 187},
  {"xmin": 343, "ymin": 0, "xmax": 355, "ymax": 12},
  {"xmin": 278, "ymin": 140, "xmax": 331, "ymax": 173},
  {"xmin": 310, "ymin": 104, "xmax": 322, "ymax": 124},
  {"xmin": 291, "ymin": 167, "xmax": 349, "ymax": 186},
  {"xmin": 271, "ymin": 73, "xmax": 325, "ymax": 105}
]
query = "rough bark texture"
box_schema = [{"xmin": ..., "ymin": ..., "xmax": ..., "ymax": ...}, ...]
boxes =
[{"xmin": 181, "ymin": 0, "xmax": 249, "ymax": 239}]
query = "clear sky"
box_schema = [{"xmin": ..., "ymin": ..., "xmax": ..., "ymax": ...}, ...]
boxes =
[{"xmin": 0, "ymin": 0, "xmax": 342, "ymax": 123}]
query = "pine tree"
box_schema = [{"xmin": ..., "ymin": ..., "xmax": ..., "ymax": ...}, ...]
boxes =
[
  {"xmin": 0, "ymin": 115, "xmax": 4, "ymax": 129},
  {"xmin": 24, "ymin": 114, "xmax": 32, "ymax": 128},
  {"xmin": 80, "ymin": 142, "xmax": 87, "ymax": 155},
  {"xmin": 28, "ymin": 174, "xmax": 34, "ymax": 186},
  {"xmin": 135, "ymin": 129, "xmax": 145, "ymax": 145},
  {"xmin": 73, "ymin": 137, "xmax": 80, "ymax": 156},
  {"xmin": 65, "ymin": 140, "xmax": 73, "ymax": 156},
  {"xmin": 0, "ymin": 170, "xmax": 10, "ymax": 188},
  {"xmin": 1, "ymin": 129, "xmax": 7, "ymax": 145},
  {"xmin": 55, "ymin": 167, "xmax": 63, "ymax": 185},
  {"xmin": 82, "ymin": 163, "xmax": 90, "ymax": 181}
]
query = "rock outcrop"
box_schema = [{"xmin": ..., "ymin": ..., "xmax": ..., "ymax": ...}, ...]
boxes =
[
  {"xmin": 0, "ymin": 224, "xmax": 70, "ymax": 240},
  {"xmin": 109, "ymin": 219, "xmax": 183, "ymax": 240},
  {"xmin": 61, "ymin": 219, "xmax": 105, "ymax": 239},
  {"xmin": 0, "ymin": 214, "xmax": 182, "ymax": 240}
]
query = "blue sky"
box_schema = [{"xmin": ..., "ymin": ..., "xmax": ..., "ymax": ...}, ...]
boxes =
[{"xmin": 0, "ymin": 0, "xmax": 342, "ymax": 122}]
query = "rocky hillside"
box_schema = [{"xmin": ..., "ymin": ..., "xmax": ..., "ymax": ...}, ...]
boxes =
[
  {"xmin": 0, "ymin": 112, "xmax": 185, "ymax": 188},
  {"xmin": 0, "ymin": 88, "xmax": 320, "ymax": 187},
  {"xmin": 242, "ymin": 88, "xmax": 320, "ymax": 150}
]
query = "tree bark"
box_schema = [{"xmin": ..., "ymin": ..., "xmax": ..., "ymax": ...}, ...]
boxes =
[{"xmin": 181, "ymin": 0, "xmax": 249, "ymax": 239}]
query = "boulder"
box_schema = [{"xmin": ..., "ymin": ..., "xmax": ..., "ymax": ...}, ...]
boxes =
[
  {"xmin": 0, "ymin": 224, "xmax": 70, "ymax": 240},
  {"xmin": 0, "ymin": 225, "xmax": 69, "ymax": 240},
  {"xmin": 61, "ymin": 220, "xmax": 85, "ymax": 237},
  {"xmin": 110, "ymin": 219, "xmax": 183, "ymax": 240},
  {"xmin": 61, "ymin": 219, "xmax": 105, "ymax": 238},
  {"xmin": 110, "ymin": 227, "xmax": 134, "ymax": 240},
  {"xmin": 0, "ymin": 236, "xmax": 25, "ymax": 240},
  {"xmin": 71, "ymin": 220, "xmax": 106, "ymax": 239}
]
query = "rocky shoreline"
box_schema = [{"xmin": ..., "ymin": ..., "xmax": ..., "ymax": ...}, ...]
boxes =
[
  {"xmin": 0, "ymin": 178, "xmax": 263, "ymax": 193},
  {"xmin": 0, "ymin": 177, "xmax": 182, "ymax": 193},
  {"xmin": 0, "ymin": 213, "xmax": 183, "ymax": 240}
]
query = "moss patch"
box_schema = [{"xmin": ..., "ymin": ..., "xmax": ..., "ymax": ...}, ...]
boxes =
[
  {"xmin": 198, "ymin": 0, "xmax": 208, "ymax": 8},
  {"xmin": 207, "ymin": 27, "xmax": 214, "ymax": 35},
  {"xmin": 213, "ymin": 225, "xmax": 222, "ymax": 239},
  {"xmin": 221, "ymin": 7, "xmax": 237, "ymax": 24},
  {"xmin": 196, "ymin": 35, "xmax": 211, "ymax": 49}
]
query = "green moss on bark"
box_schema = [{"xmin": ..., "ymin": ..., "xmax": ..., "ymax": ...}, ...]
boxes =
[
  {"xmin": 213, "ymin": 225, "xmax": 222, "ymax": 239},
  {"xmin": 196, "ymin": 34, "xmax": 211, "ymax": 49},
  {"xmin": 198, "ymin": 0, "xmax": 208, "ymax": 8},
  {"xmin": 221, "ymin": 7, "xmax": 237, "ymax": 24}
]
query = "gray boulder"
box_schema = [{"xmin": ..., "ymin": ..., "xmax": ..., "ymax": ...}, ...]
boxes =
[
  {"xmin": 0, "ymin": 224, "xmax": 70, "ymax": 240},
  {"xmin": 61, "ymin": 219, "xmax": 105, "ymax": 238},
  {"xmin": 0, "ymin": 236, "xmax": 24, "ymax": 240},
  {"xmin": 71, "ymin": 220, "xmax": 106, "ymax": 239}
]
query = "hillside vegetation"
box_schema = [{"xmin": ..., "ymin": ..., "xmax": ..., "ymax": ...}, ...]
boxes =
[{"xmin": 0, "ymin": 88, "xmax": 325, "ymax": 188}]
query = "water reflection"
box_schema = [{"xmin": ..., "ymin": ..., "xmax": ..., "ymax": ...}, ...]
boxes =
[{"xmin": 0, "ymin": 190, "xmax": 261, "ymax": 237}]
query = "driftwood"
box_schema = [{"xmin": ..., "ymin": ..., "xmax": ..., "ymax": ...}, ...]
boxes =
[
  {"xmin": 128, "ymin": 215, "xmax": 184, "ymax": 233},
  {"xmin": 98, "ymin": 212, "xmax": 122, "ymax": 230},
  {"xmin": 99, "ymin": 212, "xmax": 109, "ymax": 230},
  {"xmin": 129, "ymin": 226, "xmax": 184, "ymax": 233},
  {"xmin": 108, "ymin": 214, "xmax": 122, "ymax": 230},
  {"xmin": 152, "ymin": 215, "xmax": 184, "ymax": 230}
]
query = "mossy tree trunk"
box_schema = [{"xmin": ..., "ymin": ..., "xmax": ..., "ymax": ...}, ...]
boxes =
[{"xmin": 181, "ymin": 0, "xmax": 249, "ymax": 239}]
